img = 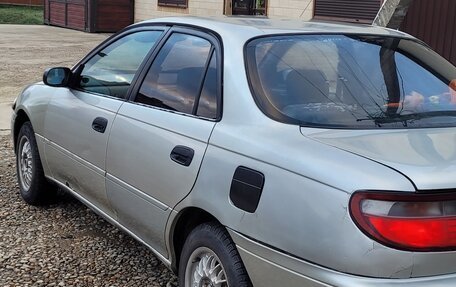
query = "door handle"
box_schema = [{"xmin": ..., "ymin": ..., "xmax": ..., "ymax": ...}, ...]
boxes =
[
  {"xmin": 92, "ymin": 117, "xmax": 108, "ymax": 133},
  {"xmin": 170, "ymin": 146, "xmax": 194, "ymax": 167}
]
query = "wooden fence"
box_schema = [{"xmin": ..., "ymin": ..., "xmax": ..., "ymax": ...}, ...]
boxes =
[{"xmin": 0, "ymin": 0, "xmax": 43, "ymax": 6}]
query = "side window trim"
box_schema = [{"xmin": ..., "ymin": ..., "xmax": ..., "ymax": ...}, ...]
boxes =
[
  {"xmin": 70, "ymin": 25, "xmax": 170, "ymax": 100},
  {"xmin": 127, "ymin": 26, "xmax": 223, "ymax": 121},
  {"xmin": 192, "ymin": 47, "xmax": 215, "ymax": 115}
]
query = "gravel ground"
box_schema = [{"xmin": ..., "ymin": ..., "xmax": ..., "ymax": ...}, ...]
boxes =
[
  {"xmin": 0, "ymin": 135, "xmax": 178, "ymax": 286},
  {"xmin": 0, "ymin": 25, "xmax": 108, "ymax": 103}
]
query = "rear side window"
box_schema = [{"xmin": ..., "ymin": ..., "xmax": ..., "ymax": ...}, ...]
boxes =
[
  {"xmin": 76, "ymin": 31, "xmax": 163, "ymax": 99},
  {"xmin": 135, "ymin": 33, "xmax": 218, "ymax": 118},
  {"xmin": 246, "ymin": 35, "xmax": 456, "ymax": 129}
]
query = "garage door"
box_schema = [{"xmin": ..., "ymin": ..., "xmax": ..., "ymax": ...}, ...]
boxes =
[{"xmin": 313, "ymin": 0, "xmax": 383, "ymax": 23}]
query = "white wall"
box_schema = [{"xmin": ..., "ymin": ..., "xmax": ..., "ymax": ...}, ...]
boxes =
[
  {"xmin": 268, "ymin": 0, "xmax": 313, "ymax": 19},
  {"xmin": 135, "ymin": 0, "xmax": 314, "ymax": 21}
]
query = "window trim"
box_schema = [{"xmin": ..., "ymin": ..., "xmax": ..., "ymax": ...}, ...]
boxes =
[
  {"xmin": 193, "ymin": 48, "xmax": 216, "ymax": 116},
  {"xmin": 128, "ymin": 26, "xmax": 224, "ymax": 122},
  {"xmin": 70, "ymin": 25, "xmax": 170, "ymax": 100}
]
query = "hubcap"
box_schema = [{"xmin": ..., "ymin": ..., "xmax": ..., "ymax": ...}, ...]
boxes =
[
  {"xmin": 185, "ymin": 247, "xmax": 228, "ymax": 287},
  {"xmin": 18, "ymin": 136, "xmax": 33, "ymax": 191}
]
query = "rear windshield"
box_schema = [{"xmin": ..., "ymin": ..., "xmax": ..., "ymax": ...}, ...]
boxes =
[{"xmin": 246, "ymin": 35, "xmax": 456, "ymax": 129}]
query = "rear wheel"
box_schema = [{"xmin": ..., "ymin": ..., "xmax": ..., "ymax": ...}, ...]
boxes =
[
  {"xmin": 16, "ymin": 121, "xmax": 55, "ymax": 205},
  {"xmin": 179, "ymin": 222, "xmax": 252, "ymax": 287}
]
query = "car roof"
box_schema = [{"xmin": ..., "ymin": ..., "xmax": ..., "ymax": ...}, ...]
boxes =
[{"xmin": 141, "ymin": 16, "xmax": 414, "ymax": 39}]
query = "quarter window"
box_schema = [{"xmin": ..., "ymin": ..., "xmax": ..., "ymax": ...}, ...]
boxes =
[
  {"xmin": 76, "ymin": 31, "xmax": 163, "ymax": 99},
  {"xmin": 136, "ymin": 33, "xmax": 217, "ymax": 117}
]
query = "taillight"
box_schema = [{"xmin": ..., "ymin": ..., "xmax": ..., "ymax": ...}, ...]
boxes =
[{"xmin": 350, "ymin": 191, "xmax": 456, "ymax": 251}]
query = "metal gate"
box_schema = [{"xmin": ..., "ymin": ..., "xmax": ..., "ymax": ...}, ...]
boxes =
[
  {"xmin": 400, "ymin": 0, "xmax": 456, "ymax": 66},
  {"xmin": 44, "ymin": 0, "xmax": 87, "ymax": 31},
  {"xmin": 44, "ymin": 0, "xmax": 133, "ymax": 32},
  {"xmin": 313, "ymin": 0, "xmax": 383, "ymax": 23}
]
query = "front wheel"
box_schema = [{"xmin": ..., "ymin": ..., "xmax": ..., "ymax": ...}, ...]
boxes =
[
  {"xmin": 179, "ymin": 222, "xmax": 252, "ymax": 287},
  {"xmin": 16, "ymin": 121, "xmax": 55, "ymax": 205}
]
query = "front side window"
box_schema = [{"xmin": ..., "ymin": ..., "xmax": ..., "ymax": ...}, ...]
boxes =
[
  {"xmin": 135, "ymin": 33, "xmax": 218, "ymax": 118},
  {"xmin": 76, "ymin": 30, "xmax": 163, "ymax": 99},
  {"xmin": 246, "ymin": 35, "xmax": 456, "ymax": 129}
]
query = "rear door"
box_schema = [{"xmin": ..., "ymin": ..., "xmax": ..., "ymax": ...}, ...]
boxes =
[
  {"xmin": 106, "ymin": 27, "xmax": 221, "ymax": 256},
  {"xmin": 44, "ymin": 27, "xmax": 165, "ymax": 218}
]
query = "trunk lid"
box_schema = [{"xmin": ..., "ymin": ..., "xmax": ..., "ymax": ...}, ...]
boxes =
[{"xmin": 302, "ymin": 127, "xmax": 456, "ymax": 191}]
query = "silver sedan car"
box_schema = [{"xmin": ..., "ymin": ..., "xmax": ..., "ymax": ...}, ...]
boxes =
[{"xmin": 11, "ymin": 17, "xmax": 456, "ymax": 286}]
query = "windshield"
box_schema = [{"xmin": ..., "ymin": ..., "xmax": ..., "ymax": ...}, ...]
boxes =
[{"xmin": 246, "ymin": 35, "xmax": 456, "ymax": 129}]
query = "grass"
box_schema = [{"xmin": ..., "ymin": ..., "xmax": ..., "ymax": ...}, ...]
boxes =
[{"xmin": 0, "ymin": 4, "xmax": 43, "ymax": 24}]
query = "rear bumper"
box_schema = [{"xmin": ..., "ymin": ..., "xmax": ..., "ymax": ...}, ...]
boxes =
[{"xmin": 228, "ymin": 229, "xmax": 456, "ymax": 287}]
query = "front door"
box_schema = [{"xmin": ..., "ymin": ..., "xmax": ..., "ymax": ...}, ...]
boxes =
[
  {"xmin": 44, "ymin": 29, "xmax": 164, "ymax": 218},
  {"xmin": 106, "ymin": 28, "xmax": 221, "ymax": 256}
]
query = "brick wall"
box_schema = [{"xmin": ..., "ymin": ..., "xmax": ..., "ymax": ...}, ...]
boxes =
[{"xmin": 135, "ymin": 0, "xmax": 314, "ymax": 21}]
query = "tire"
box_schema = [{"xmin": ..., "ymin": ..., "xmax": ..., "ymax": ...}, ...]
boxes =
[
  {"xmin": 179, "ymin": 222, "xmax": 252, "ymax": 287},
  {"xmin": 16, "ymin": 121, "xmax": 55, "ymax": 205}
]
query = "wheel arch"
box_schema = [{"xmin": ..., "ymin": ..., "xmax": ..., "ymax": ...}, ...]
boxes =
[
  {"xmin": 169, "ymin": 207, "xmax": 222, "ymax": 272},
  {"xmin": 13, "ymin": 109, "xmax": 31, "ymax": 153}
]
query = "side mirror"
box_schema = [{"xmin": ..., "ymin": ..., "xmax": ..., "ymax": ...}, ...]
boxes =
[{"xmin": 43, "ymin": 67, "xmax": 72, "ymax": 87}]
